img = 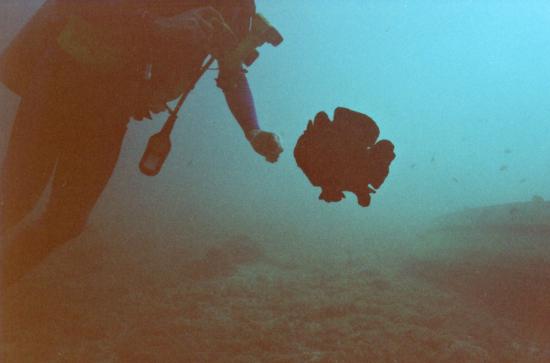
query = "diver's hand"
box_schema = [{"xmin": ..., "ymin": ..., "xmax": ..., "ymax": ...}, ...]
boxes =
[
  {"xmin": 247, "ymin": 129, "xmax": 283, "ymax": 163},
  {"xmin": 189, "ymin": 6, "xmax": 228, "ymax": 46},
  {"xmin": 154, "ymin": 6, "xmax": 229, "ymax": 50}
]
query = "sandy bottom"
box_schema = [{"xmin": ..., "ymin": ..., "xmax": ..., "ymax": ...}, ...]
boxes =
[{"xmin": 1, "ymin": 227, "xmax": 549, "ymax": 362}]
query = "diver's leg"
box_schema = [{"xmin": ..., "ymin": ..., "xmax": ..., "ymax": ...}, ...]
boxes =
[
  {"xmin": 0, "ymin": 96, "xmax": 61, "ymax": 234},
  {"xmin": 44, "ymin": 116, "xmax": 129, "ymax": 237},
  {"xmin": 0, "ymin": 98, "xmax": 65, "ymax": 287},
  {"xmin": 0, "ymin": 113, "xmax": 128, "ymax": 287},
  {"xmin": 0, "ymin": 219, "xmax": 65, "ymax": 287}
]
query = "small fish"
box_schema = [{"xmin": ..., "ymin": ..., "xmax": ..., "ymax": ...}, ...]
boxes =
[
  {"xmin": 519, "ymin": 178, "xmax": 526, "ymax": 183},
  {"xmin": 186, "ymin": 160, "xmax": 193, "ymax": 166},
  {"xmin": 430, "ymin": 155, "xmax": 436, "ymax": 163},
  {"xmin": 509, "ymin": 207, "xmax": 519, "ymax": 215},
  {"xmin": 410, "ymin": 163, "xmax": 416, "ymax": 169},
  {"xmin": 452, "ymin": 177, "xmax": 459, "ymax": 183},
  {"xmin": 504, "ymin": 148, "xmax": 512, "ymax": 154},
  {"xmin": 499, "ymin": 165, "xmax": 508, "ymax": 172}
]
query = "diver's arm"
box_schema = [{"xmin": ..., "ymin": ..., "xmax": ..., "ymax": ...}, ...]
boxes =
[
  {"xmin": 220, "ymin": 70, "xmax": 283, "ymax": 163},
  {"xmin": 220, "ymin": 70, "xmax": 260, "ymax": 136}
]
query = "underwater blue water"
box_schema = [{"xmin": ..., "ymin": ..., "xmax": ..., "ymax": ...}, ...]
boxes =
[{"xmin": 1, "ymin": 0, "xmax": 548, "ymax": 243}]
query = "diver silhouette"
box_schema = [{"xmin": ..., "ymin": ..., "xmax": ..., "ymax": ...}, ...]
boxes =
[{"xmin": 0, "ymin": 0, "xmax": 283, "ymax": 286}]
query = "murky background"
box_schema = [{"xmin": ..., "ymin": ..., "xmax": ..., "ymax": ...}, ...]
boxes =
[{"xmin": 1, "ymin": 1, "xmax": 549, "ymax": 362}]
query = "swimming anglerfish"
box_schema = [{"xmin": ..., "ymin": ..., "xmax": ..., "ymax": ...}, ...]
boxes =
[{"xmin": 294, "ymin": 107, "xmax": 395, "ymax": 207}]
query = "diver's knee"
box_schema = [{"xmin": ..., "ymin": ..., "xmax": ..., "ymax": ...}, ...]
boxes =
[
  {"xmin": 41, "ymin": 217, "xmax": 86, "ymax": 242},
  {"xmin": 0, "ymin": 202, "xmax": 24, "ymax": 237},
  {"xmin": 40, "ymin": 208, "xmax": 89, "ymax": 239}
]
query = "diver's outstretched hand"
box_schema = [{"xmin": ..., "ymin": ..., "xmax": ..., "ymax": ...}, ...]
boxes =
[{"xmin": 247, "ymin": 129, "xmax": 283, "ymax": 163}]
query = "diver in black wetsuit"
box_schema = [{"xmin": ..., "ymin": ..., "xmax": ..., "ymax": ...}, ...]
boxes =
[{"xmin": 0, "ymin": 0, "xmax": 283, "ymax": 286}]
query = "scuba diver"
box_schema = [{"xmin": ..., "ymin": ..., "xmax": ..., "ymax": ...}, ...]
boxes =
[{"xmin": 0, "ymin": 0, "xmax": 283, "ymax": 286}]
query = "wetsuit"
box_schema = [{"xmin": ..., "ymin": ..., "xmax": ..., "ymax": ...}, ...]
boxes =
[{"xmin": 0, "ymin": 0, "xmax": 258, "ymax": 284}]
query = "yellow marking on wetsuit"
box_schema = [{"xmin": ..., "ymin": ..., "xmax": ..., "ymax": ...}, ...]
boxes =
[{"xmin": 56, "ymin": 16, "xmax": 127, "ymax": 73}]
